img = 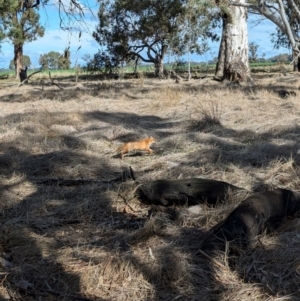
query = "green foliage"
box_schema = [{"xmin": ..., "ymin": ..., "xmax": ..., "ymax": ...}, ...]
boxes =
[
  {"xmin": 84, "ymin": 51, "xmax": 119, "ymax": 74},
  {"xmin": 93, "ymin": 0, "xmax": 215, "ymax": 76},
  {"xmin": 249, "ymin": 42, "xmax": 259, "ymax": 62},
  {"xmin": 0, "ymin": 0, "xmax": 45, "ymax": 73},
  {"xmin": 171, "ymin": 0, "xmax": 219, "ymax": 56},
  {"xmin": 0, "ymin": 0, "xmax": 45, "ymax": 43},
  {"xmin": 269, "ymin": 0, "xmax": 300, "ymax": 51},
  {"xmin": 9, "ymin": 55, "xmax": 31, "ymax": 69},
  {"xmin": 268, "ymin": 53, "xmax": 291, "ymax": 63},
  {"xmin": 58, "ymin": 49, "xmax": 71, "ymax": 69},
  {"xmin": 39, "ymin": 50, "xmax": 71, "ymax": 69},
  {"xmin": 47, "ymin": 51, "xmax": 61, "ymax": 69},
  {"xmin": 39, "ymin": 54, "xmax": 49, "ymax": 69}
]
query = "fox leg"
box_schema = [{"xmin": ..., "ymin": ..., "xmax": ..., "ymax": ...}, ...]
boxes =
[{"xmin": 147, "ymin": 148, "xmax": 153, "ymax": 154}]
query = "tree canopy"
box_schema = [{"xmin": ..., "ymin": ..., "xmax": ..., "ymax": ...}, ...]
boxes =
[
  {"xmin": 0, "ymin": 0, "xmax": 45, "ymax": 75},
  {"xmin": 38, "ymin": 50, "xmax": 71, "ymax": 69},
  {"xmin": 93, "ymin": 0, "xmax": 216, "ymax": 76}
]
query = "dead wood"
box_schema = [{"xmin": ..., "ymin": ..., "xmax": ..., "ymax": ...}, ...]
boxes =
[
  {"xmin": 136, "ymin": 178, "xmax": 245, "ymax": 206},
  {"xmin": 18, "ymin": 69, "xmax": 42, "ymax": 86},
  {"xmin": 48, "ymin": 72, "xmax": 64, "ymax": 90},
  {"xmin": 170, "ymin": 70, "xmax": 183, "ymax": 83},
  {"xmin": 203, "ymin": 188, "xmax": 300, "ymax": 252},
  {"xmin": 33, "ymin": 167, "xmax": 135, "ymax": 186}
]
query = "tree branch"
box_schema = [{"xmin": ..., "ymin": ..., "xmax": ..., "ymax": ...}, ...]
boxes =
[
  {"xmin": 18, "ymin": 70, "xmax": 41, "ymax": 86},
  {"xmin": 229, "ymin": 1, "xmax": 258, "ymax": 10},
  {"xmin": 230, "ymin": 0, "xmax": 300, "ymax": 56},
  {"xmin": 231, "ymin": 1, "xmax": 284, "ymax": 29},
  {"xmin": 286, "ymin": 0, "xmax": 300, "ymax": 24},
  {"xmin": 31, "ymin": 0, "xmax": 40, "ymax": 9},
  {"xmin": 278, "ymin": 0, "xmax": 297, "ymax": 50},
  {"xmin": 48, "ymin": 72, "xmax": 64, "ymax": 90}
]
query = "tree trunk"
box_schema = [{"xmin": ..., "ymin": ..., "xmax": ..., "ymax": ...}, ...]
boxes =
[
  {"xmin": 187, "ymin": 49, "xmax": 191, "ymax": 81},
  {"xmin": 154, "ymin": 57, "xmax": 164, "ymax": 78},
  {"xmin": 215, "ymin": 1, "xmax": 251, "ymax": 82},
  {"xmin": 214, "ymin": 20, "xmax": 226, "ymax": 80},
  {"xmin": 14, "ymin": 44, "xmax": 23, "ymax": 79},
  {"xmin": 154, "ymin": 44, "xmax": 168, "ymax": 78},
  {"xmin": 293, "ymin": 50, "xmax": 300, "ymax": 72}
]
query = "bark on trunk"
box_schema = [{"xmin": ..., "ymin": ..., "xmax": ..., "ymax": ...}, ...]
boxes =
[
  {"xmin": 215, "ymin": 0, "xmax": 251, "ymax": 82},
  {"xmin": 214, "ymin": 20, "xmax": 226, "ymax": 80},
  {"xmin": 293, "ymin": 50, "xmax": 300, "ymax": 72},
  {"xmin": 155, "ymin": 57, "xmax": 164, "ymax": 78},
  {"xmin": 14, "ymin": 44, "xmax": 24, "ymax": 79},
  {"xmin": 154, "ymin": 44, "xmax": 167, "ymax": 78}
]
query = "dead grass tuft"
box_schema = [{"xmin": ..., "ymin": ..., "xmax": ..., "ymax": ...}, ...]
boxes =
[{"xmin": 188, "ymin": 98, "xmax": 222, "ymax": 131}]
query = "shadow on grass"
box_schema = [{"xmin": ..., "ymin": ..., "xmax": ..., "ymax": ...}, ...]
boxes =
[
  {"xmin": 0, "ymin": 142, "xmax": 223, "ymax": 300},
  {"xmin": 1, "ymin": 100, "xmax": 300, "ymax": 299}
]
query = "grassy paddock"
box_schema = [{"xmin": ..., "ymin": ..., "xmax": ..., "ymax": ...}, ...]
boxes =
[
  {"xmin": 0, "ymin": 72, "xmax": 300, "ymax": 300},
  {"xmin": 0, "ymin": 61, "xmax": 290, "ymax": 79}
]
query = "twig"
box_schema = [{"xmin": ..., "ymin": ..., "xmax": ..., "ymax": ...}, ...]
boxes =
[
  {"xmin": 34, "ymin": 178, "xmax": 101, "ymax": 186},
  {"xmin": 48, "ymin": 72, "xmax": 64, "ymax": 90},
  {"xmin": 32, "ymin": 168, "xmax": 135, "ymax": 186},
  {"xmin": 129, "ymin": 166, "xmax": 136, "ymax": 181},
  {"xmin": 116, "ymin": 190, "xmax": 137, "ymax": 212},
  {"xmin": 196, "ymin": 249, "xmax": 227, "ymax": 269}
]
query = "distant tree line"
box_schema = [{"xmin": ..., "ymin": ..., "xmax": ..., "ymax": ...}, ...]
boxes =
[
  {"xmin": 38, "ymin": 50, "xmax": 71, "ymax": 70},
  {"xmin": 7, "ymin": 51, "xmax": 72, "ymax": 71}
]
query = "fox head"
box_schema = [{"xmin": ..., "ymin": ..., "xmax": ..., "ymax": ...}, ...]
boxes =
[{"xmin": 148, "ymin": 136, "xmax": 156, "ymax": 143}]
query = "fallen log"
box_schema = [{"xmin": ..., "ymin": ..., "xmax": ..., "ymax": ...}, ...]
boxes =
[
  {"xmin": 137, "ymin": 178, "xmax": 245, "ymax": 206},
  {"xmin": 203, "ymin": 188, "xmax": 300, "ymax": 251},
  {"xmin": 33, "ymin": 166, "xmax": 135, "ymax": 186}
]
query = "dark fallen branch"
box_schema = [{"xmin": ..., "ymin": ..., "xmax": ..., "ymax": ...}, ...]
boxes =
[
  {"xmin": 32, "ymin": 167, "xmax": 135, "ymax": 186},
  {"xmin": 34, "ymin": 178, "xmax": 99, "ymax": 186},
  {"xmin": 18, "ymin": 70, "xmax": 42, "ymax": 86},
  {"xmin": 40, "ymin": 288, "xmax": 95, "ymax": 301},
  {"xmin": 203, "ymin": 188, "xmax": 300, "ymax": 252},
  {"xmin": 137, "ymin": 178, "xmax": 245, "ymax": 206}
]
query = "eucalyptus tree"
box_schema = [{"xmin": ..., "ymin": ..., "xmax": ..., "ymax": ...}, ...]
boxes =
[
  {"xmin": 93, "ymin": 0, "xmax": 213, "ymax": 77},
  {"xmin": 231, "ymin": 0, "xmax": 300, "ymax": 70},
  {"xmin": 214, "ymin": 0, "xmax": 251, "ymax": 82},
  {"xmin": 173, "ymin": 0, "xmax": 219, "ymax": 80},
  {"xmin": 0, "ymin": 0, "xmax": 45, "ymax": 77}
]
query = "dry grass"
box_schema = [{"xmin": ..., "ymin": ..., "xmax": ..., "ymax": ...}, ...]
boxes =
[{"xmin": 1, "ymin": 72, "xmax": 300, "ymax": 300}]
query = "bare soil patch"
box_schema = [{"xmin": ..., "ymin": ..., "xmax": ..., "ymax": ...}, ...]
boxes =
[{"xmin": 1, "ymin": 73, "xmax": 300, "ymax": 300}]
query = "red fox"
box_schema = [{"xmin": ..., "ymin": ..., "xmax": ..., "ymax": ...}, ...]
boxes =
[{"xmin": 116, "ymin": 137, "xmax": 156, "ymax": 159}]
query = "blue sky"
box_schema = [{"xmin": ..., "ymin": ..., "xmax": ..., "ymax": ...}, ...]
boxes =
[{"xmin": 0, "ymin": 1, "xmax": 289, "ymax": 69}]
